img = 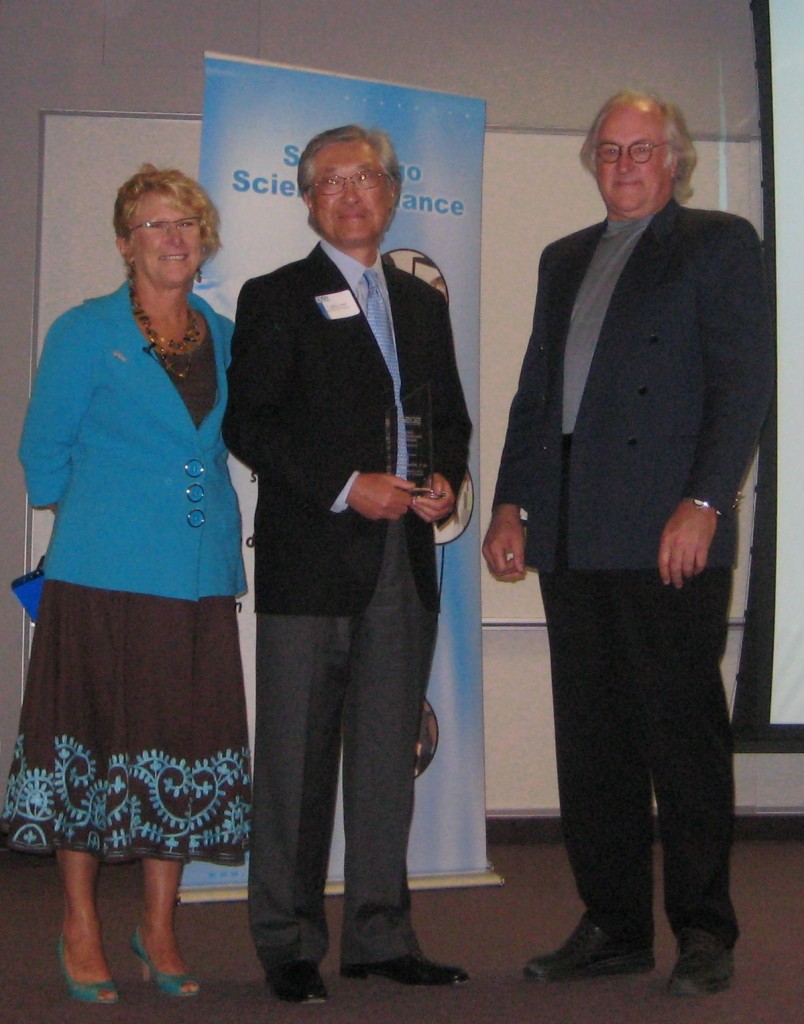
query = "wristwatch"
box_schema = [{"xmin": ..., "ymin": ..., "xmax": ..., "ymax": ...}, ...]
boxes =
[{"xmin": 688, "ymin": 497, "xmax": 721, "ymax": 516}]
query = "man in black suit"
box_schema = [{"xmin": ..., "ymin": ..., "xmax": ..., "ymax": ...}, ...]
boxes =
[
  {"xmin": 224, "ymin": 124, "xmax": 471, "ymax": 1003},
  {"xmin": 483, "ymin": 91, "xmax": 773, "ymax": 997}
]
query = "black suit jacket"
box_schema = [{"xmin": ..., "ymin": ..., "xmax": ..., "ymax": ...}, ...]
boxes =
[
  {"xmin": 493, "ymin": 199, "xmax": 774, "ymax": 572},
  {"xmin": 224, "ymin": 244, "xmax": 471, "ymax": 614}
]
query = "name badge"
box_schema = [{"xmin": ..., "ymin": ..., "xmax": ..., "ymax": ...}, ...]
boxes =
[{"xmin": 316, "ymin": 289, "xmax": 360, "ymax": 320}]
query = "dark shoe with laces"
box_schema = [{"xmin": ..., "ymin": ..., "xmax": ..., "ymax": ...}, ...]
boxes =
[
  {"xmin": 266, "ymin": 960, "xmax": 327, "ymax": 1003},
  {"xmin": 668, "ymin": 928, "xmax": 733, "ymax": 996},
  {"xmin": 341, "ymin": 952, "xmax": 468, "ymax": 986},
  {"xmin": 523, "ymin": 913, "xmax": 654, "ymax": 981}
]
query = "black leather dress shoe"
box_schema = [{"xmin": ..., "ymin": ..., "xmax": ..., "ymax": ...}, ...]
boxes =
[
  {"xmin": 267, "ymin": 960, "xmax": 327, "ymax": 1003},
  {"xmin": 668, "ymin": 928, "xmax": 733, "ymax": 996},
  {"xmin": 524, "ymin": 913, "xmax": 654, "ymax": 981},
  {"xmin": 341, "ymin": 952, "xmax": 469, "ymax": 986}
]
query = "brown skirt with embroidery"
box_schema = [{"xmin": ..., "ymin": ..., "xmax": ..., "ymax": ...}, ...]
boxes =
[{"xmin": 1, "ymin": 579, "xmax": 251, "ymax": 863}]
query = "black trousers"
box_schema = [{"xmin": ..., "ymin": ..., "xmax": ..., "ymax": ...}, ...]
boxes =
[
  {"xmin": 539, "ymin": 438, "xmax": 738, "ymax": 947},
  {"xmin": 540, "ymin": 565, "xmax": 738, "ymax": 948},
  {"xmin": 248, "ymin": 522, "xmax": 438, "ymax": 969}
]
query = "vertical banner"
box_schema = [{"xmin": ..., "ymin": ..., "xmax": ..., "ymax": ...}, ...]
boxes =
[{"xmin": 181, "ymin": 55, "xmax": 489, "ymax": 897}]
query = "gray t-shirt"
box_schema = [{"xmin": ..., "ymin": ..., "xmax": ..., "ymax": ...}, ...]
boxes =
[{"xmin": 562, "ymin": 215, "xmax": 652, "ymax": 433}]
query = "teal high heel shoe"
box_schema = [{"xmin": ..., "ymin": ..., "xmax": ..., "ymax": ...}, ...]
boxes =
[
  {"xmin": 57, "ymin": 937, "xmax": 119, "ymax": 1004},
  {"xmin": 130, "ymin": 927, "xmax": 200, "ymax": 997}
]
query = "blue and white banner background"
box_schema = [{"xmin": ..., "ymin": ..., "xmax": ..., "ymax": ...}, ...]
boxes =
[{"xmin": 182, "ymin": 55, "xmax": 488, "ymax": 895}]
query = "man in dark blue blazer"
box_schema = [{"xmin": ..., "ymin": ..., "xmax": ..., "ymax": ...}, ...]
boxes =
[
  {"xmin": 483, "ymin": 91, "xmax": 773, "ymax": 997},
  {"xmin": 224, "ymin": 125, "xmax": 471, "ymax": 1003}
]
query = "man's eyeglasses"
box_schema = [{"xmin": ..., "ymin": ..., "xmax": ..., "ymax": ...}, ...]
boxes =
[
  {"xmin": 596, "ymin": 141, "xmax": 669, "ymax": 164},
  {"xmin": 129, "ymin": 216, "xmax": 201, "ymax": 234},
  {"xmin": 310, "ymin": 170, "xmax": 388, "ymax": 195}
]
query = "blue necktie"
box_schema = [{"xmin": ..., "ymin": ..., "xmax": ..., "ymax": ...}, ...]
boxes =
[{"xmin": 364, "ymin": 269, "xmax": 407, "ymax": 478}]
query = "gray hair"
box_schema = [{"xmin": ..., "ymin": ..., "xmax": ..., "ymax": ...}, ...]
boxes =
[
  {"xmin": 579, "ymin": 90, "xmax": 697, "ymax": 204},
  {"xmin": 297, "ymin": 124, "xmax": 402, "ymax": 203}
]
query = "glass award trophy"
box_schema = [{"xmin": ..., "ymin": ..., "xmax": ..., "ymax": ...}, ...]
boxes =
[{"xmin": 386, "ymin": 382, "xmax": 436, "ymax": 495}]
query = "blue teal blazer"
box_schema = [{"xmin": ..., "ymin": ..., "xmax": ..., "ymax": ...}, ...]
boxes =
[{"xmin": 20, "ymin": 283, "xmax": 246, "ymax": 600}]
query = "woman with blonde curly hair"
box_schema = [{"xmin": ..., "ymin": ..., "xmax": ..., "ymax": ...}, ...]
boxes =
[{"xmin": 1, "ymin": 165, "xmax": 250, "ymax": 1003}]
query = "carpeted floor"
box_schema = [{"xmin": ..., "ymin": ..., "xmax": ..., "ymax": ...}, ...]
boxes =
[{"xmin": 1, "ymin": 839, "xmax": 802, "ymax": 1024}]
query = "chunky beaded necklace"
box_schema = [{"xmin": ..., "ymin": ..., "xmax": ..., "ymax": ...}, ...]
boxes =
[{"xmin": 129, "ymin": 285, "xmax": 203, "ymax": 379}]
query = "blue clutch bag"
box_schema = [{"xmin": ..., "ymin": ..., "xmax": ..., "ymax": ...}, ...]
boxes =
[{"xmin": 11, "ymin": 558, "xmax": 45, "ymax": 621}]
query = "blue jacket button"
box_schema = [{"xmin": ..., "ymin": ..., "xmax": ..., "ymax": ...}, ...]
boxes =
[
  {"xmin": 185, "ymin": 459, "xmax": 205, "ymax": 478},
  {"xmin": 187, "ymin": 509, "xmax": 205, "ymax": 527}
]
